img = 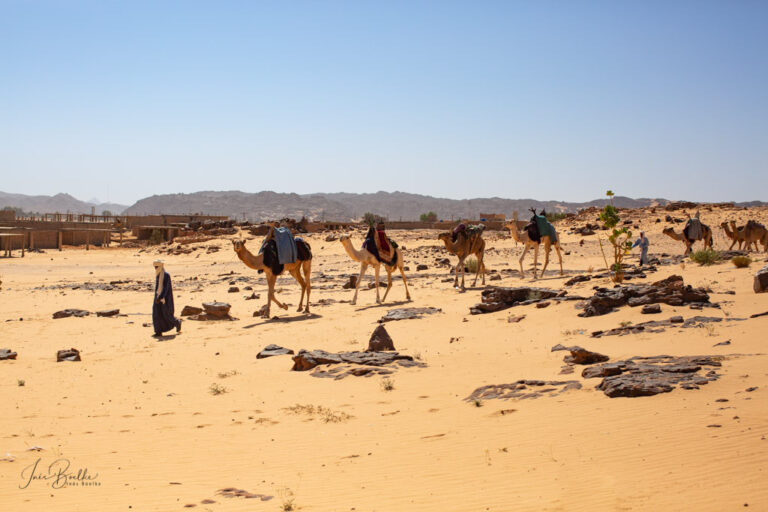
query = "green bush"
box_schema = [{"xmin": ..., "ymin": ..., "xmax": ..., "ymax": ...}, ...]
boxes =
[
  {"xmin": 731, "ymin": 255, "xmax": 752, "ymax": 268},
  {"xmin": 148, "ymin": 229, "xmax": 165, "ymax": 246},
  {"xmin": 545, "ymin": 212, "xmax": 567, "ymax": 223},
  {"xmin": 420, "ymin": 211, "xmax": 438, "ymax": 222},
  {"xmin": 691, "ymin": 248, "xmax": 721, "ymax": 265}
]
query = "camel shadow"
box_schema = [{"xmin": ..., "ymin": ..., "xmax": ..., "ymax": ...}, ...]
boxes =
[
  {"xmin": 243, "ymin": 313, "xmax": 322, "ymax": 328},
  {"xmin": 353, "ymin": 299, "xmax": 412, "ymax": 312}
]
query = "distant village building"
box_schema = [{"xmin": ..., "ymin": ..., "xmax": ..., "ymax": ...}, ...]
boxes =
[{"xmin": 479, "ymin": 213, "xmax": 505, "ymax": 221}]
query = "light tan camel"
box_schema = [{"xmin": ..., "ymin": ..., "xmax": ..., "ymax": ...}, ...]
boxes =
[
  {"xmin": 231, "ymin": 239, "xmax": 312, "ymax": 317},
  {"xmin": 339, "ymin": 235, "xmax": 411, "ymax": 305},
  {"xmin": 721, "ymin": 221, "xmax": 744, "ymax": 250},
  {"xmin": 437, "ymin": 227, "xmax": 486, "ymax": 289},
  {"xmin": 505, "ymin": 211, "xmax": 563, "ymax": 279},
  {"xmin": 662, "ymin": 225, "xmax": 713, "ymax": 255}
]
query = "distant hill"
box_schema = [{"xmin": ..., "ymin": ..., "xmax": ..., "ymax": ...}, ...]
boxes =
[
  {"xmin": 122, "ymin": 190, "xmax": 674, "ymax": 221},
  {"xmin": 0, "ymin": 191, "xmax": 127, "ymax": 215}
]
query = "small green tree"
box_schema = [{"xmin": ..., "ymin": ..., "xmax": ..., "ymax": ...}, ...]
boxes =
[
  {"xmin": 599, "ymin": 190, "xmax": 632, "ymax": 282},
  {"xmin": 420, "ymin": 211, "xmax": 437, "ymax": 222}
]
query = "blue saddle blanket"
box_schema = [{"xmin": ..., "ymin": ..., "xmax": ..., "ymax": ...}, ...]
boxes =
[{"xmin": 259, "ymin": 227, "xmax": 297, "ymax": 264}]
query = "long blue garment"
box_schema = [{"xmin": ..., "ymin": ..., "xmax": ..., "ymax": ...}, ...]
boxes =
[
  {"xmin": 152, "ymin": 272, "xmax": 178, "ymax": 334},
  {"xmin": 259, "ymin": 227, "xmax": 297, "ymax": 264}
]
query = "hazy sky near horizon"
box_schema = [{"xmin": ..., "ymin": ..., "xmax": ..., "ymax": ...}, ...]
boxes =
[{"xmin": 1, "ymin": 1, "xmax": 766, "ymax": 205}]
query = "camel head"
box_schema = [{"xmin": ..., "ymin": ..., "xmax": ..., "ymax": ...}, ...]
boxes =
[
  {"xmin": 232, "ymin": 239, "xmax": 246, "ymax": 253},
  {"xmin": 720, "ymin": 221, "xmax": 728, "ymax": 229},
  {"xmin": 437, "ymin": 232, "xmax": 451, "ymax": 242},
  {"xmin": 662, "ymin": 227, "xmax": 675, "ymax": 236},
  {"xmin": 338, "ymin": 234, "xmax": 350, "ymax": 243}
]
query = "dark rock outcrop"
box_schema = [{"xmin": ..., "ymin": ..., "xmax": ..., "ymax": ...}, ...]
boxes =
[
  {"xmin": 755, "ymin": 264, "xmax": 768, "ymax": 293},
  {"xmin": 181, "ymin": 305, "xmax": 203, "ymax": 316},
  {"xmin": 256, "ymin": 344, "xmax": 295, "ymax": 359},
  {"xmin": 591, "ymin": 315, "xmax": 744, "ymax": 338},
  {"xmin": 561, "ymin": 346, "xmax": 610, "ymax": 365},
  {"xmin": 0, "ymin": 349, "xmax": 17, "ymax": 360},
  {"xmin": 367, "ymin": 325, "xmax": 395, "ymax": 351},
  {"xmin": 465, "ymin": 380, "xmax": 582, "ymax": 401},
  {"xmin": 57, "ymin": 348, "xmax": 81, "ymax": 362},
  {"xmin": 641, "ymin": 304, "xmax": 661, "ymax": 314},
  {"xmin": 53, "ymin": 309, "xmax": 89, "ymax": 319},
  {"xmin": 96, "ymin": 309, "xmax": 120, "ymax": 317},
  {"xmin": 291, "ymin": 350, "xmax": 424, "ymax": 378},
  {"xmin": 578, "ymin": 275, "xmax": 710, "ymax": 317},
  {"xmin": 470, "ymin": 287, "xmax": 560, "ymax": 314},
  {"xmin": 380, "ymin": 307, "xmax": 442, "ymax": 322}
]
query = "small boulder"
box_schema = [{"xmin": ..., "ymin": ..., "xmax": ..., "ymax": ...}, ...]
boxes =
[
  {"xmin": 536, "ymin": 301, "xmax": 551, "ymax": 309},
  {"xmin": 181, "ymin": 305, "xmax": 203, "ymax": 316},
  {"xmin": 755, "ymin": 264, "xmax": 768, "ymax": 293},
  {"xmin": 96, "ymin": 309, "xmax": 120, "ymax": 317},
  {"xmin": 489, "ymin": 274, "xmax": 502, "ymax": 281},
  {"xmin": 670, "ymin": 315, "xmax": 684, "ymax": 323},
  {"xmin": 342, "ymin": 275, "xmax": 358, "ymax": 289},
  {"xmin": 563, "ymin": 346, "xmax": 609, "ymax": 365},
  {"xmin": 228, "ymin": 286, "xmax": 240, "ymax": 293},
  {"xmin": 641, "ymin": 304, "xmax": 662, "ymax": 314},
  {"xmin": 52, "ymin": 309, "xmax": 89, "ymax": 319},
  {"xmin": 416, "ymin": 264, "xmax": 428, "ymax": 271},
  {"xmin": 257, "ymin": 344, "xmax": 295, "ymax": 359},
  {"xmin": 57, "ymin": 348, "xmax": 81, "ymax": 362},
  {"xmin": 202, "ymin": 302, "xmax": 231, "ymax": 318},
  {"xmin": 367, "ymin": 325, "xmax": 395, "ymax": 352},
  {"xmin": 0, "ymin": 349, "xmax": 18, "ymax": 360}
]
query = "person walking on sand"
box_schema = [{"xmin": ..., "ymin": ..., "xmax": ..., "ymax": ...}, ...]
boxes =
[
  {"xmin": 632, "ymin": 231, "xmax": 650, "ymax": 266},
  {"xmin": 152, "ymin": 260, "xmax": 181, "ymax": 337}
]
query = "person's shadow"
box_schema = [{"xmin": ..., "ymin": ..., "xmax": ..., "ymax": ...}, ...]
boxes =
[{"xmin": 153, "ymin": 334, "xmax": 178, "ymax": 341}]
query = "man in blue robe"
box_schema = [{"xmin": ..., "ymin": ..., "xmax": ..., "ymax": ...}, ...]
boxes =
[{"xmin": 152, "ymin": 260, "xmax": 181, "ymax": 337}]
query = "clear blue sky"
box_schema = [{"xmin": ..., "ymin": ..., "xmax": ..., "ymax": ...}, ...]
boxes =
[{"xmin": 1, "ymin": 0, "xmax": 766, "ymax": 205}]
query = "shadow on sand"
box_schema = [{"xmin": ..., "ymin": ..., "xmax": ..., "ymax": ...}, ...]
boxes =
[{"xmin": 243, "ymin": 313, "xmax": 322, "ymax": 328}]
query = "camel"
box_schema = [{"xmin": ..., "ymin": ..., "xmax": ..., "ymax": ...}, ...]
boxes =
[
  {"xmin": 662, "ymin": 224, "xmax": 713, "ymax": 255},
  {"xmin": 721, "ymin": 221, "xmax": 744, "ymax": 250},
  {"xmin": 504, "ymin": 211, "xmax": 563, "ymax": 279},
  {"xmin": 231, "ymin": 238, "xmax": 312, "ymax": 317},
  {"xmin": 437, "ymin": 226, "xmax": 486, "ymax": 289},
  {"xmin": 731, "ymin": 220, "xmax": 766, "ymax": 252},
  {"xmin": 339, "ymin": 235, "xmax": 411, "ymax": 305}
]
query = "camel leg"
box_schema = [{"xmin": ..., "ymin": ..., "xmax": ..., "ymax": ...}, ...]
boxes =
[
  {"xmin": 374, "ymin": 264, "xmax": 382, "ymax": 304},
  {"xmin": 519, "ymin": 244, "xmax": 529, "ymax": 278},
  {"xmin": 532, "ymin": 244, "xmax": 540, "ymax": 279},
  {"xmin": 540, "ymin": 241, "xmax": 551, "ymax": 277},
  {"xmin": 452, "ymin": 258, "xmax": 461, "ymax": 288},
  {"xmin": 398, "ymin": 264, "xmax": 412, "ymax": 301},
  {"xmin": 303, "ymin": 259, "xmax": 312, "ymax": 314},
  {"xmin": 472, "ymin": 250, "xmax": 484, "ymax": 287},
  {"xmin": 265, "ymin": 274, "xmax": 288, "ymax": 316},
  {"xmin": 457, "ymin": 256, "xmax": 466, "ymax": 290},
  {"xmin": 352, "ymin": 262, "xmax": 368, "ymax": 306},
  {"xmin": 555, "ymin": 243, "xmax": 563, "ymax": 275},
  {"xmin": 289, "ymin": 267, "xmax": 306, "ymax": 313},
  {"xmin": 381, "ymin": 267, "xmax": 393, "ymax": 302}
]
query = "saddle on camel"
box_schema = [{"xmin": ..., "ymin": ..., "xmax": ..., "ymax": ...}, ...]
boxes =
[
  {"xmin": 259, "ymin": 224, "xmax": 312, "ymax": 275},
  {"xmin": 524, "ymin": 208, "xmax": 557, "ymax": 244},
  {"xmin": 451, "ymin": 222, "xmax": 486, "ymax": 243},
  {"xmin": 363, "ymin": 222, "xmax": 399, "ymax": 266}
]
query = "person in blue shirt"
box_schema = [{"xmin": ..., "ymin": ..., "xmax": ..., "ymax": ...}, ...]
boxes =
[{"xmin": 632, "ymin": 231, "xmax": 650, "ymax": 266}]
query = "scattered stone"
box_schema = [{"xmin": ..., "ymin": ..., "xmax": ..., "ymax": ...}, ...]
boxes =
[
  {"xmin": 253, "ymin": 305, "xmax": 269, "ymax": 317},
  {"xmin": 342, "ymin": 275, "xmax": 358, "ymax": 289},
  {"xmin": 416, "ymin": 264, "xmax": 428, "ymax": 271},
  {"xmin": 746, "ymin": 386, "xmax": 758, "ymax": 392},
  {"xmin": 244, "ymin": 292, "xmax": 260, "ymax": 301},
  {"xmin": 470, "ymin": 286, "xmax": 561, "ymax": 314},
  {"xmin": 561, "ymin": 346, "xmax": 609, "ymax": 365},
  {"xmin": 96, "ymin": 309, "xmax": 120, "ymax": 317},
  {"xmin": 583, "ymin": 355, "xmax": 722, "ymax": 397},
  {"xmin": 670, "ymin": 316, "xmax": 684, "ymax": 323},
  {"xmin": 202, "ymin": 302, "xmax": 231, "ymax": 318},
  {"xmin": 291, "ymin": 349, "xmax": 425, "ymax": 379},
  {"xmin": 56, "ymin": 348, "xmax": 81, "ymax": 362},
  {"xmin": 565, "ymin": 275, "xmax": 592, "ymax": 286},
  {"xmin": 591, "ymin": 315, "xmax": 743, "ymax": 338},
  {"xmin": 325, "ymin": 234, "xmax": 338, "ymax": 242},
  {"xmin": 713, "ymin": 340, "xmax": 731, "ymax": 347},
  {"xmin": 465, "ymin": 380, "xmax": 582, "ymax": 401},
  {"xmin": 380, "ymin": 307, "xmax": 442, "ymax": 322},
  {"xmin": 536, "ymin": 301, "xmax": 551, "ymax": 309},
  {"xmin": 52, "ymin": 309, "xmax": 89, "ymax": 319},
  {"xmin": 367, "ymin": 325, "xmax": 395, "ymax": 351},
  {"xmin": 181, "ymin": 305, "xmax": 203, "ymax": 316},
  {"xmin": 641, "ymin": 304, "xmax": 662, "ymax": 314},
  {"xmin": 578, "ymin": 275, "xmax": 710, "ymax": 317},
  {"xmin": 0, "ymin": 349, "xmax": 18, "ymax": 360},
  {"xmin": 750, "ymin": 311, "xmax": 768, "ymax": 318},
  {"xmin": 256, "ymin": 344, "xmax": 295, "ymax": 359},
  {"xmin": 755, "ymin": 264, "xmax": 768, "ymax": 293},
  {"xmin": 508, "ymin": 314, "xmax": 526, "ymax": 323},
  {"xmin": 216, "ymin": 488, "xmax": 273, "ymax": 501},
  {"xmin": 228, "ymin": 286, "xmax": 240, "ymax": 293},
  {"xmin": 489, "ymin": 274, "xmax": 502, "ymax": 281}
]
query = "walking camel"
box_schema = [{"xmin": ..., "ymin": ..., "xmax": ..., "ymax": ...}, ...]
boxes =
[
  {"xmin": 339, "ymin": 235, "xmax": 411, "ymax": 305},
  {"xmin": 662, "ymin": 224, "xmax": 713, "ymax": 255},
  {"xmin": 505, "ymin": 211, "xmax": 563, "ymax": 279},
  {"xmin": 437, "ymin": 226, "xmax": 486, "ymax": 290},
  {"xmin": 730, "ymin": 220, "xmax": 766, "ymax": 252},
  {"xmin": 231, "ymin": 238, "xmax": 312, "ymax": 317}
]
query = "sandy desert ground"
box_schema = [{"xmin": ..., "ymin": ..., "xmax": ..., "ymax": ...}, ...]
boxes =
[{"xmin": 1, "ymin": 205, "xmax": 767, "ymax": 512}]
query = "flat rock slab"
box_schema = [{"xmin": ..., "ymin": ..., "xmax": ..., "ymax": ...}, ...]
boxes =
[
  {"xmin": 465, "ymin": 380, "xmax": 582, "ymax": 401},
  {"xmin": 591, "ymin": 315, "xmax": 744, "ymax": 338},
  {"xmin": 578, "ymin": 275, "xmax": 710, "ymax": 317},
  {"xmin": 367, "ymin": 324, "xmax": 395, "ymax": 351},
  {"xmin": 755, "ymin": 264, "xmax": 768, "ymax": 293},
  {"xmin": 202, "ymin": 302, "xmax": 232, "ymax": 318},
  {"xmin": 583, "ymin": 355, "xmax": 722, "ymax": 397},
  {"xmin": 256, "ymin": 344, "xmax": 295, "ymax": 359},
  {"xmin": 470, "ymin": 286, "xmax": 560, "ymax": 314},
  {"xmin": 53, "ymin": 309, "xmax": 90, "ymax": 319},
  {"xmin": 0, "ymin": 349, "xmax": 18, "ymax": 360},
  {"xmin": 56, "ymin": 348, "xmax": 81, "ymax": 362},
  {"xmin": 641, "ymin": 304, "xmax": 662, "ymax": 314},
  {"xmin": 291, "ymin": 349, "xmax": 425, "ymax": 376},
  {"xmin": 181, "ymin": 305, "xmax": 203, "ymax": 316},
  {"xmin": 554, "ymin": 346, "xmax": 610, "ymax": 365},
  {"xmin": 380, "ymin": 307, "xmax": 442, "ymax": 322},
  {"xmin": 96, "ymin": 309, "xmax": 120, "ymax": 317},
  {"xmin": 564, "ymin": 275, "xmax": 592, "ymax": 286}
]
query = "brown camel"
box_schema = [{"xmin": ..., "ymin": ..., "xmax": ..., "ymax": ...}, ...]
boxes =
[
  {"xmin": 437, "ymin": 226, "xmax": 486, "ymax": 290},
  {"xmin": 339, "ymin": 235, "xmax": 411, "ymax": 305},
  {"xmin": 662, "ymin": 225, "xmax": 713, "ymax": 255},
  {"xmin": 732, "ymin": 220, "xmax": 766, "ymax": 252},
  {"xmin": 721, "ymin": 221, "xmax": 744, "ymax": 250},
  {"xmin": 505, "ymin": 211, "xmax": 563, "ymax": 279},
  {"xmin": 231, "ymin": 238, "xmax": 312, "ymax": 317}
]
